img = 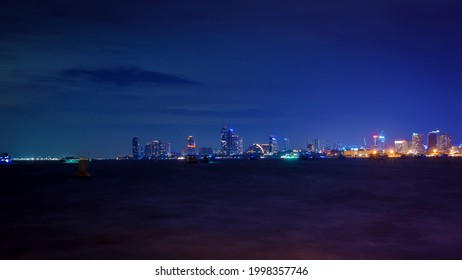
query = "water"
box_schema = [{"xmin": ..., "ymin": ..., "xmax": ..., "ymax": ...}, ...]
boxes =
[{"xmin": 1, "ymin": 159, "xmax": 462, "ymax": 259}]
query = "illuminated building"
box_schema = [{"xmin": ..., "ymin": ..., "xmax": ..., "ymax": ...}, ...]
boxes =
[
  {"xmin": 0, "ymin": 153, "xmax": 12, "ymax": 163},
  {"xmin": 394, "ymin": 140, "xmax": 408, "ymax": 154},
  {"xmin": 372, "ymin": 134, "xmax": 379, "ymax": 149},
  {"xmin": 164, "ymin": 142, "xmax": 172, "ymax": 157},
  {"xmin": 343, "ymin": 149, "xmax": 375, "ymax": 158},
  {"xmin": 246, "ymin": 144, "xmax": 266, "ymax": 155},
  {"xmin": 187, "ymin": 136, "xmax": 196, "ymax": 155},
  {"xmin": 144, "ymin": 143, "xmax": 152, "ymax": 158},
  {"xmin": 378, "ymin": 131, "xmax": 385, "ymax": 150},
  {"xmin": 313, "ymin": 139, "xmax": 320, "ymax": 153},
  {"xmin": 411, "ymin": 133, "xmax": 425, "ymax": 154},
  {"xmin": 427, "ymin": 130, "xmax": 439, "ymax": 151},
  {"xmin": 269, "ymin": 136, "xmax": 278, "ymax": 154},
  {"xmin": 151, "ymin": 140, "xmax": 161, "ymax": 157},
  {"xmin": 437, "ymin": 133, "xmax": 452, "ymax": 152},
  {"xmin": 132, "ymin": 137, "xmax": 140, "ymax": 159},
  {"xmin": 221, "ymin": 126, "xmax": 233, "ymax": 156},
  {"xmin": 283, "ymin": 138, "xmax": 290, "ymax": 152},
  {"xmin": 221, "ymin": 126, "xmax": 243, "ymax": 156},
  {"xmin": 232, "ymin": 135, "xmax": 244, "ymax": 155}
]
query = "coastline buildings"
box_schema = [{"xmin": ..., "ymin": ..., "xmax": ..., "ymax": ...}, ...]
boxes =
[
  {"xmin": 125, "ymin": 126, "xmax": 459, "ymax": 159},
  {"xmin": 144, "ymin": 140, "xmax": 172, "ymax": 159}
]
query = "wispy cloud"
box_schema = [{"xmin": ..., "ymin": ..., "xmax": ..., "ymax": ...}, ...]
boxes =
[{"xmin": 60, "ymin": 67, "xmax": 197, "ymax": 86}]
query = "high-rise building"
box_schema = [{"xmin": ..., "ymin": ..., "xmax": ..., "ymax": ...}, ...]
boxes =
[
  {"xmin": 220, "ymin": 126, "xmax": 243, "ymax": 156},
  {"xmin": 132, "ymin": 137, "xmax": 139, "ymax": 159},
  {"xmin": 221, "ymin": 126, "xmax": 233, "ymax": 156},
  {"xmin": 313, "ymin": 139, "xmax": 320, "ymax": 153},
  {"xmin": 378, "ymin": 131, "xmax": 386, "ymax": 151},
  {"xmin": 269, "ymin": 135, "xmax": 278, "ymax": 154},
  {"xmin": 151, "ymin": 140, "xmax": 161, "ymax": 157},
  {"xmin": 427, "ymin": 130, "xmax": 439, "ymax": 151},
  {"xmin": 372, "ymin": 134, "xmax": 379, "ymax": 149},
  {"xmin": 394, "ymin": 140, "xmax": 408, "ymax": 154},
  {"xmin": 437, "ymin": 133, "xmax": 452, "ymax": 151},
  {"xmin": 144, "ymin": 142, "xmax": 152, "ymax": 158},
  {"xmin": 283, "ymin": 138, "xmax": 290, "ymax": 152},
  {"xmin": 164, "ymin": 142, "xmax": 172, "ymax": 157},
  {"xmin": 232, "ymin": 135, "xmax": 244, "ymax": 155},
  {"xmin": 411, "ymin": 133, "xmax": 425, "ymax": 154},
  {"xmin": 187, "ymin": 136, "xmax": 196, "ymax": 155}
]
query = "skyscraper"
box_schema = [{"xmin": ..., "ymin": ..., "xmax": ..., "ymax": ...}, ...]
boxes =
[
  {"xmin": 151, "ymin": 140, "xmax": 159, "ymax": 157},
  {"xmin": 372, "ymin": 134, "xmax": 379, "ymax": 149},
  {"xmin": 221, "ymin": 126, "xmax": 233, "ymax": 156},
  {"xmin": 411, "ymin": 133, "xmax": 425, "ymax": 154},
  {"xmin": 164, "ymin": 142, "xmax": 172, "ymax": 157},
  {"xmin": 269, "ymin": 135, "xmax": 278, "ymax": 154},
  {"xmin": 283, "ymin": 138, "xmax": 290, "ymax": 152},
  {"xmin": 187, "ymin": 136, "xmax": 196, "ymax": 155},
  {"xmin": 221, "ymin": 126, "xmax": 243, "ymax": 156},
  {"xmin": 313, "ymin": 139, "xmax": 320, "ymax": 153},
  {"xmin": 232, "ymin": 135, "xmax": 243, "ymax": 155},
  {"xmin": 437, "ymin": 133, "xmax": 452, "ymax": 151},
  {"xmin": 378, "ymin": 131, "xmax": 385, "ymax": 151},
  {"xmin": 132, "ymin": 137, "xmax": 139, "ymax": 159},
  {"xmin": 144, "ymin": 142, "xmax": 152, "ymax": 158},
  {"xmin": 427, "ymin": 130, "xmax": 439, "ymax": 151}
]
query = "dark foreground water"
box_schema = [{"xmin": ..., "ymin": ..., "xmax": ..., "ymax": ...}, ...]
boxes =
[{"xmin": 1, "ymin": 159, "xmax": 462, "ymax": 259}]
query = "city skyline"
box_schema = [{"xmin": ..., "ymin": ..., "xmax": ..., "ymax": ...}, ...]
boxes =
[
  {"xmin": 2, "ymin": 1, "xmax": 462, "ymax": 157},
  {"xmin": 125, "ymin": 126, "xmax": 460, "ymax": 159}
]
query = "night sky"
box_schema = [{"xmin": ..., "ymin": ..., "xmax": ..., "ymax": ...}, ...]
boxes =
[{"xmin": 2, "ymin": 0, "xmax": 462, "ymax": 157}]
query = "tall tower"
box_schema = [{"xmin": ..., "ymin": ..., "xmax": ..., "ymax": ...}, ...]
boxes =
[
  {"xmin": 283, "ymin": 138, "xmax": 290, "ymax": 152},
  {"xmin": 378, "ymin": 131, "xmax": 385, "ymax": 151},
  {"xmin": 132, "ymin": 137, "xmax": 139, "ymax": 159},
  {"xmin": 232, "ymin": 134, "xmax": 243, "ymax": 155},
  {"xmin": 269, "ymin": 135, "xmax": 278, "ymax": 154},
  {"xmin": 187, "ymin": 136, "xmax": 196, "ymax": 155},
  {"xmin": 313, "ymin": 139, "xmax": 320, "ymax": 153},
  {"xmin": 427, "ymin": 130, "xmax": 439, "ymax": 151},
  {"xmin": 221, "ymin": 126, "xmax": 233, "ymax": 156},
  {"xmin": 372, "ymin": 134, "xmax": 379, "ymax": 149},
  {"xmin": 411, "ymin": 133, "xmax": 425, "ymax": 154},
  {"xmin": 437, "ymin": 133, "xmax": 452, "ymax": 152}
]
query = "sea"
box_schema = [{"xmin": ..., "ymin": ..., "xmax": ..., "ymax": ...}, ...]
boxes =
[{"xmin": 1, "ymin": 158, "xmax": 461, "ymax": 259}]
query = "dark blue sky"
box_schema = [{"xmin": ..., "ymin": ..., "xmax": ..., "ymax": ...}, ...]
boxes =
[{"xmin": 1, "ymin": 0, "xmax": 461, "ymax": 157}]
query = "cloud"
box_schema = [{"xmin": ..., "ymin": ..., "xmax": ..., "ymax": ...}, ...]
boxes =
[{"xmin": 61, "ymin": 67, "xmax": 197, "ymax": 86}]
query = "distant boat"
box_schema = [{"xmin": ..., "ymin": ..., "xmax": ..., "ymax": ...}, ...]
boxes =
[
  {"xmin": 0, "ymin": 153, "xmax": 12, "ymax": 163},
  {"xmin": 185, "ymin": 155, "xmax": 198, "ymax": 163}
]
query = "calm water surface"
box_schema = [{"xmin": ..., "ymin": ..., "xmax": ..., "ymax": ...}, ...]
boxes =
[{"xmin": 1, "ymin": 159, "xmax": 461, "ymax": 259}]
